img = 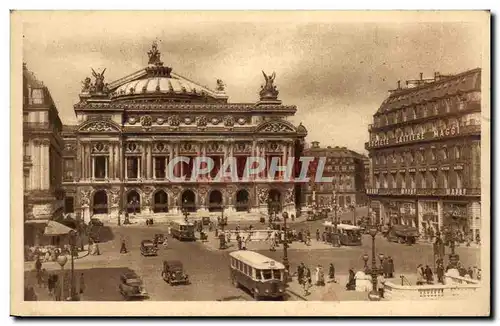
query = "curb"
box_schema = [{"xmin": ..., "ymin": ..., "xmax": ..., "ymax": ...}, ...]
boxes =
[{"xmin": 286, "ymin": 288, "xmax": 308, "ymax": 301}]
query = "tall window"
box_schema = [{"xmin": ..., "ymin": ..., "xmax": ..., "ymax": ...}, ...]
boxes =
[
  {"xmin": 456, "ymin": 170, "xmax": 463, "ymax": 188},
  {"xmin": 24, "ymin": 172, "xmax": 29, "ymax": 190},
  {"xmin": 410, "ymin": 173, "xmax": 416, "ymax": 189},
  {"xmin": 430, "ymin": 148, "xmax": 436, "ymax": 161},
  {"xmin": 94, "ymin": 156, "xmax": 107, "ymax": 179},
  {"xmin": 154, "ymin": 156, "xmax": 167, "ymax": 179},
  {"xmin": 127, "ymin": 157, "xmax": 139, "ymax": 179},
  {"xmin": 442, "ymin": 148, "xmax": 448, "ymax": 160},
  {"xmin": 420, "ymin": 172, "xmax": 426, "ymax": 188},
  {"xmin": 63, "ymin": 158, "xmax": 74, "ymax": 181},
  {"xmin": 430, "ymin": 172, "xmax": 437, "ymax": 188},
  {"xmin": 392, "ymin": 174, "xmax": 397, "ymax": 188},
  {"xmin": 441, "ymin": 171, "xmax": 449, "ymax": 188},
  {"xmin": 455, "ymin": 146, "xmax": 461, "ymax": 159}
]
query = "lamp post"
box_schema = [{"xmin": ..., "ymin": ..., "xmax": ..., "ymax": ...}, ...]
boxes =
[
  {"xmin": 378, "ymin": 253, "xmax": 385, "ymax": 271},
  {"xmin": 362, "ymin": 253, "xmax": 369, "ymax": 271},
  {"xmin": 351, "ymin": 204, "xmax": 357, "ymax": 225},
  {"xmin": 220, "ymin": 205, "xmax": 226, "ymax": 232},
  {"xmin": 68, "ymin": 229, "xmax": 78, "ymax": 300},
  {"xmin": 282, "ymin": 212, "xmax": 291, "ymax": 282},
  {"xmin": 331, "ymin": 190, "xmax": 340, "ymax": 247},
  {"xmin": 447, "ymin": 213, "xmax": 460, "ymax": 269},
  {"xmin": 367, "ymin": 226, "xmax": 381, "ymax": 301},
  {"xmin": 182, "ymin": 207, "xmax": 190, "ymax": 223},
  {"xmin": 56, "ymin": 255, "xmax": 68, "ymax": 301}
]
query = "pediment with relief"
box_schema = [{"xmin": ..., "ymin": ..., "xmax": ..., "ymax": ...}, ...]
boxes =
[
  {"xmin": 78, "ymin": 120, "xmax": 121, "ymax": 133},
  {"xmin": 255, "ymin": 119, "xmax": 297, "ymax": 133}
]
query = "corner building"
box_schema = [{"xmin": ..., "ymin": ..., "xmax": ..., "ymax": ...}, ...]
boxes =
[
  {"xmin": 303, "ymin": 142, "xmax": 367, "ymax": 208},
  {"xmin": 23, "ymin": 64, "xmax": 65, "ymax": 245},
  {"xmin": 62, "ymin": 43, "xmax": 307, "ymax": 222},
  {"xmin": 365, "ymin": 69, "xmax": 481, "ymax": 240}
]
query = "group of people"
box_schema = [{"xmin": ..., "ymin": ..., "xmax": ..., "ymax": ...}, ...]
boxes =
[
  {"xmin": 31, "ymin": 257, "xmax": 86, "ymax": 301},
  {"xmin": 296, "ymin": 262, "xmax": 337, "ymax": 296},
  {"xmin": 417, "ymin": 260, "xmax": 481, "ymax": 285}
]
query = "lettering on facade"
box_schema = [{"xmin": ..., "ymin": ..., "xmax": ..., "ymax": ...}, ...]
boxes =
[
  {"xmin": 395, "ymin": 132, "xmax": 424, "ymax": 144},
  {"xmin": 433, "ymin": 126, "xmax": 459, "ymax": 138},
  {"xmin": 32, "ymin": 203, "xmax": 53, "ymax": 218}
]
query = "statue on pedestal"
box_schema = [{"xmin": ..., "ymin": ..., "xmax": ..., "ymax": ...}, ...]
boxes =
[{"xmin": 259, "ymin": 71, "xmax": 279, "ymax": 100}]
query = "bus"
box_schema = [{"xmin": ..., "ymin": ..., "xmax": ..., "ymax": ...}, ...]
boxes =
[
  {"xmin": 170, "ymin": 220, "xmax": 196, "ymax": 241},
  {"xmin": 229, "ymin": 250, "xmax": 286, "ymax": 300},
  {"xmin": 323, "ymin": 222, "xmax": 362, "ymax": 246}
]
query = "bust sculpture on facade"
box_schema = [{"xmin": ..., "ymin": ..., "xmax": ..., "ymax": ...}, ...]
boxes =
[
  {"xmin": 216, "ymin": 79, "xmax": 225, "ymax": 92},
  {"xmin": 81, "ymin": 77, "xmax": 92, "ymax": 93},
  {"xmin": 259, "ymin": 71, "xmax": 279, "ymax": 100}
]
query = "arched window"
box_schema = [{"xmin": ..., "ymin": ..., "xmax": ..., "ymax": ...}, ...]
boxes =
[{"xmin": 455, "ymin": 146, "xmax": 461, "ymax": 159}]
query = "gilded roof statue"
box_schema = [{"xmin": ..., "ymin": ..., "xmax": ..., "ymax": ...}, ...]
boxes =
[{"xmin": 148, "ymin": 41, "xmax": 163, "ymax": 66}]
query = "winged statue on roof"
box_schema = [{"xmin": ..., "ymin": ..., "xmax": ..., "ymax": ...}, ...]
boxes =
[
  {"xmin": 91, "ymin": 68, "xmax": 106, "ymax": 93},
  {"xmin": 260, "ymin": 71, "xmax": 279, "ymax": 100}
]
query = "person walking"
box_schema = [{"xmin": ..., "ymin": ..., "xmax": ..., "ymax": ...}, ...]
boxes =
[
  {"xmin": 120, "ymin": 239, "xmax": 128, "ymax": 254},
  {"xmin": 388, "ymin": 256, "xmax": 395, "ymax": 278},
  {"xmin": 424, "ymin": 265, "xmax": 434, "ymax": 284},
  {"xmin": 316, "ymin": 229, "xmax": 320, "ymax": 242},
  {"xmin": 79, "ymin": 273, "xmax": 86, "ymax": 296},
  {"xmin": 297, "ymin": 263, "xmax": 304, "ymax": 286},
  {"xmin": 328, "ymin": 263, "xmax": 337, "ymax": 283},
  {"xmin": 436, "ymin": 261, "xmax": 445, "ymax": 284},
  {"xmin": 35, "ymin": 257, "xmax": 42, "ymax": 287},
  {"xmin": 416, "ymin": 264, "xmax": 425, "ymax": 285}
]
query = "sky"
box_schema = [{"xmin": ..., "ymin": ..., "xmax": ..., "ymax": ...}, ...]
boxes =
[{"xmin": 20, "ymin": 11, "xmax": 485, "ymax": 154}]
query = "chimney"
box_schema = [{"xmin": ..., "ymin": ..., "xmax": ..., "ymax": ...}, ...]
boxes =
[
  {"xmin": 420, "ymin": 72, "xmax": 423, "ymax": 80},
  {"xmin": 311, "ymin": 141, "xmax": 320, "ymax": 149},
  {"xmin": 397, "ymin": 80, "xmax": 401, "ymax": 89}
]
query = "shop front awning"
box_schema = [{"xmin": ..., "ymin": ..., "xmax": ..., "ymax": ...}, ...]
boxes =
[
  {"xmin": 44, "ymin": 220, "xmax": 76, "ymax": 236},
  {"xmin": 24, "ymin": 219, "xmax": 49, "ymax": 225}
]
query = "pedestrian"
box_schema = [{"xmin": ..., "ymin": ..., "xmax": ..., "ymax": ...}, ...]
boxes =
[
  {"xmin": 79, "ymin": 273, "xmax": 85, "ymax": 294},
  {"xmin": 297, "ymin": 263, "xmax": 304, "ymax": 285},
  {"xmin": 317, "ymin": 265, "xmax": 325, "ymax": 286},
  {"xmin": 467, "ymin": 266, "xmax": 474, "ymax": 279},
  {"xmin": 437, "ymin": 262, "xmax": 445, "ymax": 284},
  {"xmin": 382, "ymin": 258, "xmax": 389, "ymax": 278},
  {"xmin": 34, "ymin": 257, "xmax": 42, "ymax": 285},
  {"xmin": 316, "ymin": 229, "xmax": 320, "ymax": 242},
  {"xmin": 328, "ymin": 263, "xmax": 336, "ymax": 283},
  {"xmin": 47, "ymin": 274, "xmax": 54, "ymax": 295},
  {"xmin": 291, "ymin": 214, "xmax": 295, "ymax": 222},
  {"xmin": 424, "ymin": 265, "xmax": 434, "ymax": 284},
  {"xmin": 120, "ymin": 240, "xmax": 128, "ymax": 254},
  {"xmin": 305, "ymin": 266, "xmax": 312, "ymax": 287},
  {"xmin": 306, "ymin": 233, "xmax": 311, "ymax": 246},
  {"xmin": 346, "ymin": 269, "xmax": 356, "ymax": 291},
  {"xmin": 236, "ymin": 233, "xmax": 242, "ymax": 250},
  {"xmin": 39, "ymin": 268, "xmax": 47, "ymax": 288},
  {"xmin": 388, "ymin": 256, "xmax": 394, "ymax": 278},
  {"xmin": 226, "ymin": 231, "xmax": 231, "ymax": 243},
  {"xmin": 377, "ymin": 274, "xmax": 385, "ymax": 298},
  {"xmin": 473, "ymin": 266, "xmax": 479, "ymax": 279},
  {"xmin": 416, "ymin": 264, "xmax": 424, "ymax": 285},
  {"xmin": 241, "ymin": 236, "xmax": 247, "ymax": 250}
]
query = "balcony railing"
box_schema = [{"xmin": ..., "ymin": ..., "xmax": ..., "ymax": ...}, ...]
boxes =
[
  {"xmin": 366, "ymin": 188, "xmax": 481, "ymax": 197},
  {"xmin": 23, "ymin": 122, "xmax": 51, "ymax": 130}
]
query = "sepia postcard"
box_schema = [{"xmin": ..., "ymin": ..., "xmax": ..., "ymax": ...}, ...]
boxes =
[{"xmin": 10, "ymin": 10, "xmax": 491, "ymax": 316}]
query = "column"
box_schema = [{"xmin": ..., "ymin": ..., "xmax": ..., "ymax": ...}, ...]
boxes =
[
  {"xmin": 81, "ymin": 143, "xmax": 86, "ymax": 180},
  {"xmin": 44, "ymin": 141, "xmax": 50, "ymax": 190},
  {"xmin": 86, "ymin": 143, "xmax": 91, "ymax": 180},
  {"xmin": 146, "ymin": 143, "xmax": 151, "ymax": 179},
  {"xmin": 153, "ymin": 156, "xmax": 156, "ymax": 179},
  {"xmin": 118, "ymin": 142, "xmax": 122, "ymax": 181},
  {"xmin": 104, "ymin": 156, "xmax": 108, "ymax": 179},
  {"xmin": 124, "ymin": 156, "xmax": 128, "ymax": 179},
  {"xmin": 142, "ymin": 145, "xmax": 146, "ymax": 179},
  {"xmin": 137, "ymin": 157, "xmax": 141, "ymax": 179},
  {"xmin": 91, "ymin": 156, "xmax": 95, "ymax": 180},
  {"xmin": 38, "ymin": 142, "xmax": 43, "ymax": 190},
  {"xmin": 109, "ymin": 144, "xmax": 114, "ymax": 180},
  {"xmin": 168, "ymin": 144, "xmax": 174, "ymax": 179}
]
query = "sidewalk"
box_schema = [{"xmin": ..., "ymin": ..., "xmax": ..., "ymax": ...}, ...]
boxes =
[{"xmin": 286, "ymin": 274, "xmax": 367, "ymax": 301}]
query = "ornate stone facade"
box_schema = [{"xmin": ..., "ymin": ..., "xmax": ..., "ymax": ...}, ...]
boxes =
[
  {"xmin": 61, "ymin": 43, "xmax": 307, "ymax": 220},
  {"xmin": 365, "ymin": 69, "xmax": 481, "ymax": 240}
]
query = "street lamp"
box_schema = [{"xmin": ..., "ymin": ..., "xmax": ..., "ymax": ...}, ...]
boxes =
[
  {"xmin": 447, "ymin": 213, "xmax": 461, "ymax": 269},
  {"xmin": 378, "ymin": 253, "xmax": 385, "ymax": 270},
  {"xmin": 331, "ymin": 190, "xmax": 340, "ymax": 247},
  {"xmin": 220, "ymin": 205, "xmax": 226, "ymax": 232},
  {"xmin": 182, "ymin": 207, "xmax": 190, "ymax": 223},
  {"xmin": 56, "ymin": 254, "xmax": 68, "ymax": 301},
  {"xmin": 68, "ymin": 229, "xmax": 78, "ymax": 300},
  {"xmin": 367, "ymin": 226, "xmax": 381, "ymax": 301},
  {"xmin": 362, "ymin": 253, "xmax": 369, "ymax": 271},
  {"xmin": 282, "ymin": 212, "xmax": 291, "ymax": 282}
]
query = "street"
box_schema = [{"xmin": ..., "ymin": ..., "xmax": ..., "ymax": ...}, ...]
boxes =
[{"xmin": 25, "ymin": 208, "xmax": 480, "ymax": 301}]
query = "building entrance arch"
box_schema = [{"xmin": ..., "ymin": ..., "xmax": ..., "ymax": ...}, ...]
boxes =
[
  {"xmin": 93, "ymin": 190, "xmax": 108, "ymax": 214},
  {"xmin": 153, "ymin": 190, "xmax": 169, "ymax": 213},
  {"xmin": 235, "ymin": 189, "xmax": 250, "ymax": 212},
  {"xmin": 208, "ymin": 190, "xmax": 223, "ymax": 212},
  {"xmin": 127, "ymin": 190, "xmax": 141, "ymax": 214},
  {"xmin": 181, "ymin": 190, "xmax": 196, "ymax": 212}
]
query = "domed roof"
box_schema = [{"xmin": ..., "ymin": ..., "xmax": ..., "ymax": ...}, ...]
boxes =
[
  {"xmin": 109, "ymin": 42, "xmax": 227, "ymax": 103},
  {"xmin": 113, "ymin": 73, "xmax": 218, "ymax": 99}
]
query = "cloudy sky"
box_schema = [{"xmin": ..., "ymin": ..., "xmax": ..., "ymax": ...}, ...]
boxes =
[{"xmin": 20, "ymin": 11, "xmax": 485, "ymax": 154}]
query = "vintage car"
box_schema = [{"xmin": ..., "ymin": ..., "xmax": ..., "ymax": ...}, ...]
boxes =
[
  {"xmin": 140, "ymin": 240, "xmax": 158, "ymax": 256},
  {"xmin": 161, "ymin": 260, "xmax": 190, "ymax": 285},
  {"xmin": 153, "ymin": 234, "xmax": 165, "ymax": 246},
  {"xmin": 386, "ymin": 225, "xmax": 419, "ymax": 244},
  {"xmin": 118, "ymin": 272, "xmax": 148, "ymax": 300},
  {"xmin": 201, "ymin": 216, "xmax": 211, "ymax": 226}
]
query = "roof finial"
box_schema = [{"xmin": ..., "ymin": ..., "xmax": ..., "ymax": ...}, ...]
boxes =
[{"xmin": 147, "ymin": 41, "xmax": 163, "ymax": 66}]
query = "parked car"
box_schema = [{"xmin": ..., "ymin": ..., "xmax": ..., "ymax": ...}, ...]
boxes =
[
  {"xmin": 140, "ymin": 240, "xmax": 158, "ymax": 256},
  {"xmin": 386, "ymin": 225, "xmax": 419, "ymax": 244},
  {"xmin": 118, "ymin": 272, "xmax": 148, "ymax": 300},
  {"xmin": 161, "ymin": 260, "xmax": 190, "ymax": 285}
]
